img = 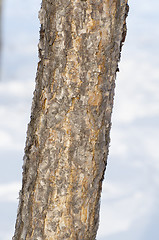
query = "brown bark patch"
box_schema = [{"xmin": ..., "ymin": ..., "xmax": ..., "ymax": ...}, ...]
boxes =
[{"xmin": 88, "ymin": 86, "xmax": 102, "ymax": 107}]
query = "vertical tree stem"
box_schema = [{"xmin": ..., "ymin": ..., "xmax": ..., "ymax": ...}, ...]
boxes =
[{"xmin": 13, "ymin": 1, "xmax": 129, "ymax": 239}]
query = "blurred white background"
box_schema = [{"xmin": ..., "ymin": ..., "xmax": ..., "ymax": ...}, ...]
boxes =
[{"xmin": 0, "ymin": 0, "xmax": 159, "ymax": 239}]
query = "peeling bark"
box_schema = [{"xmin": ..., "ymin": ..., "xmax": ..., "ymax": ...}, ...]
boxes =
[{"xmin": 13, "ymin": 0, "xmax": 129, "ymax": 239}]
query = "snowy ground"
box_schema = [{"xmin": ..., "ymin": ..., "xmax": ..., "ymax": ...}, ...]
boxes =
[{"xmin": 0, "ymin": 0, "xmax": 159, "ymax": 239}]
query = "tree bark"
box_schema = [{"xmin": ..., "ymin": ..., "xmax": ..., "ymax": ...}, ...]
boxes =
[{"xmin": 13, "ymin": 0, "xmax": 129, "ymax": 239}]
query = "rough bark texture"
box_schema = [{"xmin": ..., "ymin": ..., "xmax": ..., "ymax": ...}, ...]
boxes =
[{"xmin": 13, "ymin": 0, "xmax": 128, "ymax": 239}]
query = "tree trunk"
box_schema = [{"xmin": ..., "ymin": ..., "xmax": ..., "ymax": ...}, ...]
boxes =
[{"xmin": 13, "ymin": 0, "xmax": 129, "ymax": 239}]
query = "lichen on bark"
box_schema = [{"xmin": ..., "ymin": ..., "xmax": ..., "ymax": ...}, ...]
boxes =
[{"xmin": 13, "ymin": 1, "xmax": 129, "ymax": 239}]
